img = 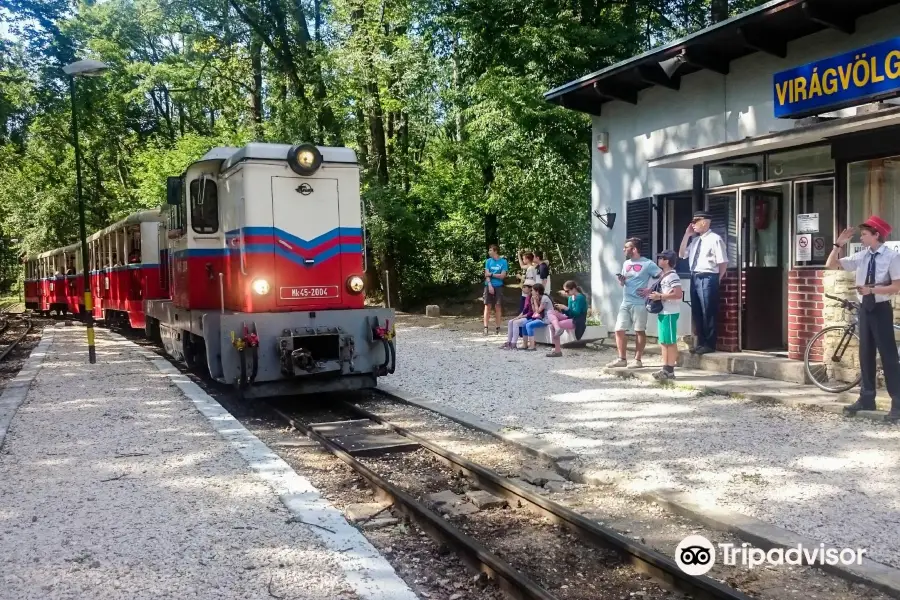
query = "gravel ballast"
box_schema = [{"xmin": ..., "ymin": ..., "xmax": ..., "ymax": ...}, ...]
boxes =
[
  {"xmin": 388, "ymin": 322, "xmax": 900, "ymax": 569},
  {"xmin": 0, "ymin": 326, "xmax": 412, "ymax": 600}
]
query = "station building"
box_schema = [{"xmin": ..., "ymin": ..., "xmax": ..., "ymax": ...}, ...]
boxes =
[{"xmin": 546, "ymin": 0, "xmax": 900, "ymax": 360}]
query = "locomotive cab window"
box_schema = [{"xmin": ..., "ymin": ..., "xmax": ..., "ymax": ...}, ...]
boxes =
[
  {"xmin": 167, "ymin": 176, "xmax": 186, "ymax": 239},
  {"xmin": 190, "ymin": 177, "xmax": 219, "ymax": 234}
]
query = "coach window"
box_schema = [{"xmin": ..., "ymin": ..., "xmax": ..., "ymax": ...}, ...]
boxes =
[
  {"xmin": 128, "ymin": 227, "xmax": 141, "ymax": 263},
  {"xmin": 190, "ymin": 176, "xmax": 219, "ymax": 234}
]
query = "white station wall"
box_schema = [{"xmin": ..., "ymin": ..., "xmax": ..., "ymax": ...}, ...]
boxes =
[{"xmin": 590, "ymin": 5, "xmax": 900, "ymax": 339}]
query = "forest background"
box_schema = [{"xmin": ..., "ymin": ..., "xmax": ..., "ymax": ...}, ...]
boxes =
[{"xmin": 0, "ymin": 0, "xmax": 767, "ymax": 307}]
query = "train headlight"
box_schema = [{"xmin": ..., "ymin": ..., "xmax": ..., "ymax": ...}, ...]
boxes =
[
  {"xmin": 287, "ymin": 143, "xmax": 323, "ymax": 176},
  {"xmin": 252, "ymin": 278, "xmax": 270, "ymax": 295},
  {"xmin": 347, "ymin": 275, "xmax": 365, "ymax": 294}
]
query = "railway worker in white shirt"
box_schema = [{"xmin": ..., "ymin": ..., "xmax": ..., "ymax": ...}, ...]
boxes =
[
  {"xmin": 679, "ymin": 211, "xmax": 728, "ymax": 355},
  {"xmin": 826, "ymin": 215, "xmax": 900, "ymax": 424}
]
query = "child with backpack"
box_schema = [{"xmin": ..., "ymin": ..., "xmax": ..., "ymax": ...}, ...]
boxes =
[{"xmin": 647, "ymin": 250, "xmax": 683, "ymax": 380}]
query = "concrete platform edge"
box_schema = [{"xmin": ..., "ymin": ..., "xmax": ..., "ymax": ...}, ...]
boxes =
[
  {"xmin": 378, "ymin": 381, "xmax": 900, "ymax": 597},
  {"xmin": 601, "ymin": 367, "xmax": 893, "ymax": 422},
  {"xmin": 110, "ymin": 334, "xmax": 417, "ymax": 600},
  {"xmin": 376, "ymin": 383, "xmax": 576, "ymax": 463},
  {"xmin": 0, "ymin": 328, "xmax": 53, "ymax": 450}
]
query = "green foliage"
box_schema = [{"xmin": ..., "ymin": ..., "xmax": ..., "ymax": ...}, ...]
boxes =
[{"xmin": 0, "ymin": 0, "xmax": 772, "ymax": 301}]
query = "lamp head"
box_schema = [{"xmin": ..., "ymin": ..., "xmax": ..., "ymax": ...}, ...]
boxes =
[
  {"xmin": 63, "ymin": 59, "xmax": 110, "ymax": 77},
  {"xmin": 658, "ymin": 52, "xmax": 687, "ymax": 78}
]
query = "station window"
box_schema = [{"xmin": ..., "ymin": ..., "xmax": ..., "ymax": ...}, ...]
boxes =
[
  {"xmin": 848, "ymin": 155, "xmax": 900, "ymax": 247},
  {"xmin": 706, "ymin": 155, "xmax": 764, "ymax": 188},
  {"xmin": 190, "ymin": 177, "xmax": 219, "ymax": 234},
  {"xmin": 656, "ymin": 193, "xmax": 693, "ymax": 275},
  {"xmin": 793, "ymin": 179, "xmax": 835, "ymax": 267},
  {"xmin": 767, "ymin": 145, "xmax": 834, "ymax": 180}
]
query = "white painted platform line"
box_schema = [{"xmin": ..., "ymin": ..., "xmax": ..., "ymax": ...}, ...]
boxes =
[
  {"xmin": 0, "ymin": 329, "xmax": 53, "ymax": 449},
  {"xmin": 122, "ymin": 338, "xmax": 417, "ymax": 600}
]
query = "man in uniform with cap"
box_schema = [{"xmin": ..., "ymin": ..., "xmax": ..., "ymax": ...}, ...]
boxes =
[
  {"xmin": 679, "ymin": 211, "xmax": 728, "ymax": 355},
  {"xmin": 827, "ymin": 215, "xmax": 900, "ymax": 424}
]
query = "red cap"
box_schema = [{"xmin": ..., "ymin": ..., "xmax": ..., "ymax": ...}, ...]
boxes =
[{"xmin": 860, "ymin": 215, "xmax": 892, "ymax": 239}]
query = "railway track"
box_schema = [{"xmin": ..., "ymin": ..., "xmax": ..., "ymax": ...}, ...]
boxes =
[
  {"xmin": 269, "ymin": 399, "xmax": 753, "ymax": 600},
  {"xmin": 0, "ymin": 313, "xmax": 33, "ymax": 363}
]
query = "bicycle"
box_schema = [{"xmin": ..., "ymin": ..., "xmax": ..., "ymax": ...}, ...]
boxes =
[{"xmin": 804, "ymin": 293, "xmax": 900, "ymax": 393}]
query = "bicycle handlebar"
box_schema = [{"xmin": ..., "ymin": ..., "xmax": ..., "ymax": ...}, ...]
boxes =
[{"xmin": 824, "ymin": 293, "xmax": 859, "ymax": 310}]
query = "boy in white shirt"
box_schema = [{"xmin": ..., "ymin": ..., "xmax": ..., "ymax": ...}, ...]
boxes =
[{"xmin": 648, "ymin": 250, "xmax": 683, "ymax": 380}]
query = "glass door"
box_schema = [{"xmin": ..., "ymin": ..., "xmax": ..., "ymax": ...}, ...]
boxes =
[
  {"xmin": 738, "ymin": 182, "xmax": 790, "ymax": 351},
  {"xmin": 793, "ymin": 178, "xmax": 835, "ymax": 267}
]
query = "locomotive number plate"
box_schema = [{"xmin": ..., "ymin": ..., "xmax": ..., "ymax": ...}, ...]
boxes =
[{"xmin": 280, "ymin": 285, "xmax": 339, "ymax": 300}]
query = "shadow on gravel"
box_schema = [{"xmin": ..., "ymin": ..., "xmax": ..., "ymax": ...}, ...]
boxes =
[{"xmin": 390, "ymin": 324, "xmax": 900, "ymax": 569}]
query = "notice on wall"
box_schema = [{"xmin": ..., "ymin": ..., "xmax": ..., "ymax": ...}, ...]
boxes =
[
  {"xmin": 849, "ymin": 240, "xmax": 900, "ymax": 254},
  {"xmin": 796, "ymin": 234, "xmax": 812, "ymax": 261},
  {"xmin": 797, "ymin": 213, "xmax": 819, "ymax": 234},
  {"xmin": 813, "ymin": 236, "xmax": 826, "ymax": 258}
]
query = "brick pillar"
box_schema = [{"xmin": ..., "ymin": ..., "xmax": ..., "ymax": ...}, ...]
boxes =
[
  {"xmin": 787, "ymin": 270, "xmax": 824, "ymax": 361},
  {"xmin": 716, "ymin": 268, "xmax": 740, "ymax": 352}
]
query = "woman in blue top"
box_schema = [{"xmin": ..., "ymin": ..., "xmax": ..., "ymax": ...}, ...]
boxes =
[{"xmin": 546, "ymin": 280, "xmax": 588, "ymax": 357}]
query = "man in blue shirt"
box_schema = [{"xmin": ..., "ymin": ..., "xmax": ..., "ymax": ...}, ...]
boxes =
[
  {"xmin": 607, "ymin": 237, "xmax": 661, "ymax": 369},
  {"xmin": 483, "ymin": 244, "xmax": 508, "ymax": 335}
]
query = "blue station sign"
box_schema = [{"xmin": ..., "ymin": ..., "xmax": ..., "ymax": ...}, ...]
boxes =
[{"xmin": 773, "ymin": 37, "xmax": 900, "ymax": 119}]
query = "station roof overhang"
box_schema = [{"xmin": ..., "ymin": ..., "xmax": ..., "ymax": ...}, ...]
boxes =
[
  {"xmin": 647, "ymin": 105, "xmax": 900, "ymax": 168},
  {"xmin": 543, "ymin": 0, "xmax": 900, "ymax": 116}
]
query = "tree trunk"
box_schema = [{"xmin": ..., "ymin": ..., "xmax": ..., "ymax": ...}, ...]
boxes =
[
  {"xmin": 483, "ymin": 164, "xmax": 496, "ymax": 249},
  {"xmin": 452, "ymin": 37, "xmax": 465, "ymax": 143},
  {"xmin": 368, "ymin": 85, "xmax": 389, "ymax": 185},
  {"xmin": 250, "ymin": 33, "xmax": 263, "ymax": 139},
  {"xmin": 711, "ymin": 0, "xmax": 728, "ymax": 22},
  {"xmin": 315, "ymin": 0, "xmax": 322, "ymax": 42},
  {"xmin": 400, "ymin": 111, "xmax": 410, "ymax": 193},
  {"xmin": 355, "ymin": 108, "xmax": 369, "ymax": 167}
]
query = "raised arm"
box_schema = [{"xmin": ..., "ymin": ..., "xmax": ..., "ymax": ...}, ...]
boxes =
[
  {"xmin": 826, "ymin": 228, "xmax": 856, "ymax": 270},
  {"xmin": 679, "ymin": 222, "xmax": 694, "ymax": 259}
]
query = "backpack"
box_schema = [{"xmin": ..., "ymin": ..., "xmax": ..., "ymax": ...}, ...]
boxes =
[{"xmin": 646, "ymin": 279, "xmax": 664, "ymax": 314}]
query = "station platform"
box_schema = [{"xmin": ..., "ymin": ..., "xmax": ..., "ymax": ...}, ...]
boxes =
[{"xmin": 0, "ymin": 324, "xmax": 416, "ymax": 600}]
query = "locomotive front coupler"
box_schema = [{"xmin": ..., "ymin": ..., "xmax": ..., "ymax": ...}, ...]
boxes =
[{"xmin": 278, "ymin": 326, "xmax": 347, "ymax": 376}]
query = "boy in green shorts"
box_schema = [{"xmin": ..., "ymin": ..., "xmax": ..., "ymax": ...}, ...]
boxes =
[{"xmin": 649, "ymin": 250, "xmax": 683, "ymax": 380}]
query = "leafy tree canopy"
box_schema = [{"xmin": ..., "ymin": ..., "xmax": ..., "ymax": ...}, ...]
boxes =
[{"xmin": 0, "ymin": 0, "xmax": 769, "ymax": 303}]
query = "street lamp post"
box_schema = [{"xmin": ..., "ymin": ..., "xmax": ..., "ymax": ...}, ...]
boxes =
[{"xmin": 63, "ymin": 59, "xmax": 108, "ymax": 364}]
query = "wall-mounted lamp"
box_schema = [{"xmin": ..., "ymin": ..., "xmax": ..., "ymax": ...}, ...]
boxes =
[
  {"xmin": 659, "ymin": 50, "xmax": 687, "ymax": 78},
  {"xmin": 592, "ymin": 209, "xmax": 617, "ymax": 229}
]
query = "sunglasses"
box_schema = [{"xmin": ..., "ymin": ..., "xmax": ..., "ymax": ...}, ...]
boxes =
[{"xmin": 625, "ymin": 263, "xmax": 643, "ymax": 272}]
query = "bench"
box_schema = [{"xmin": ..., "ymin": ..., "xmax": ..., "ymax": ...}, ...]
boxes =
[{"xmin": 531, "ymin": 324, "xmax": 608, "ymax": 347}]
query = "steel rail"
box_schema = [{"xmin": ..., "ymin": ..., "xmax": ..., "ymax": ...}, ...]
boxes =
[
  {"xmin": 0, "ymin": 318, "xmax": 32, "ymax": 362},
  {"xmin": 345, "ymin": 399, "xmax": 754, "ymax": 600},
  {"xmin": 268, "ymin": 405, "xmax": 561, "ymax": 600}
]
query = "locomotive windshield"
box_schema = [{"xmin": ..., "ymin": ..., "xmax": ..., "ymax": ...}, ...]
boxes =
[{"xmin": 190, "ymin": 177, "xmax": 219, "ymax": 234}]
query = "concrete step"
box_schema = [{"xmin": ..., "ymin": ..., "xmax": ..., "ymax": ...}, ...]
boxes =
[
  {"xmin": 603, "ymin": 366, "xmax": 895, "ymax": 417},
  {"xmin": 678, "ymin": 350, "xmax": 808, "ymax": 385}
]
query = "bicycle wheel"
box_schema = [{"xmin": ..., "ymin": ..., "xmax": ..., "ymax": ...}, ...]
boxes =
[{"xmin": 804, "ymin": 325, "xmax": 862, "ymax": 393}]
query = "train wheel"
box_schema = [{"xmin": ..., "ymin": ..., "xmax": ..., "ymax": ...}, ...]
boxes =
[
  {"xmin": 184, "ymin": 333, "xmax": 208, "ymax": 374},
  {"xmin": 145, "ymin": 317, "xmax": 161, "ymax": 342}
]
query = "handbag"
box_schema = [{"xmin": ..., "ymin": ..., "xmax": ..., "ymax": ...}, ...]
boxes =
[{"xmin": 646, "ymin": 279, "xmax": 664, "ymax": 314}]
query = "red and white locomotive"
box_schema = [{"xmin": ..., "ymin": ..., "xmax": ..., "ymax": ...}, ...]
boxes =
[{"xmin": 24, "ymin": 143, "xmax": 396, "ymax": 397}]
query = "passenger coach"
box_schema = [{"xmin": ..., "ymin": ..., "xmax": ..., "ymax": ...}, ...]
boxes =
[{"xmin": 25, "ymin": 211, "xmax": 164, "ymax": 325}]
